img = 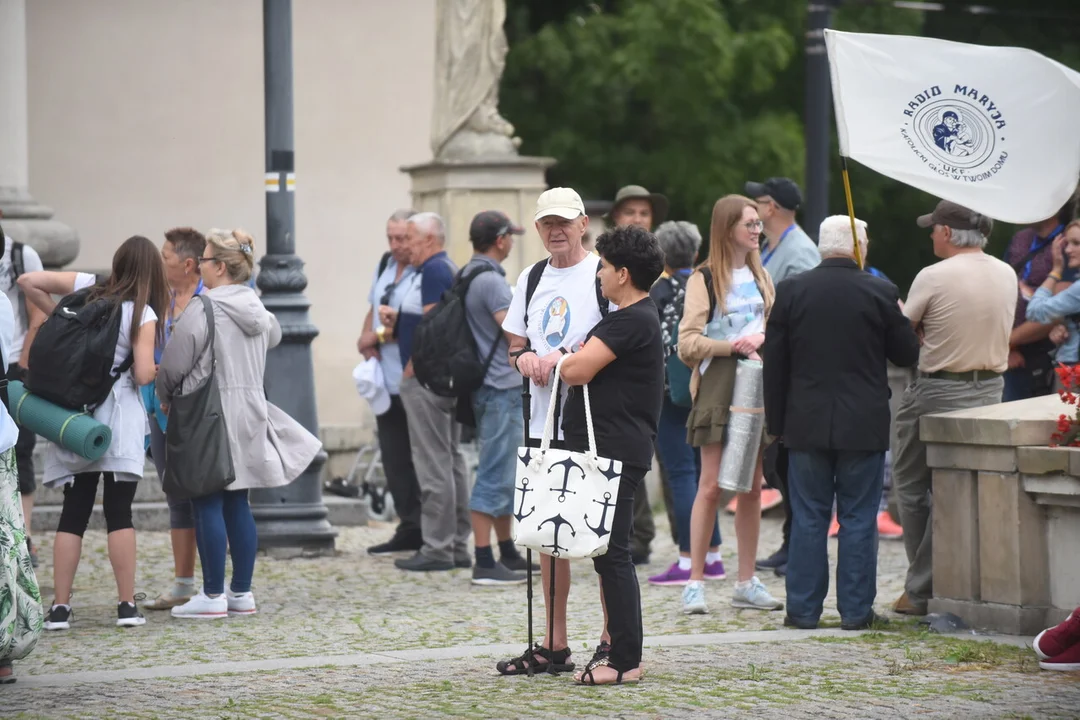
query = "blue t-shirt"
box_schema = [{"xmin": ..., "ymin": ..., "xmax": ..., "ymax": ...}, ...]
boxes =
[{"xmin": 397, "ymin": 251, "xmax": 456, "ymax": 368}]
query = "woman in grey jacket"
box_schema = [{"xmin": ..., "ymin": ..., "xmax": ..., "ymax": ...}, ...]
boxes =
[{"xmin": 158, "ymin": 229, "xmax": 320, "ymax": 620}]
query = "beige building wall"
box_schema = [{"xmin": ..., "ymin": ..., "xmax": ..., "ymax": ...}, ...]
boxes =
[{"xmin": 26, "ymin": 0, "xmax": 436, "ymax": 431}]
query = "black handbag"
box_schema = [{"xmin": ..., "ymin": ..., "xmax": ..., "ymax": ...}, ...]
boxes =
[{"xmin": 162, "ymin": 295, "xmax": 236, "ymax": 500}]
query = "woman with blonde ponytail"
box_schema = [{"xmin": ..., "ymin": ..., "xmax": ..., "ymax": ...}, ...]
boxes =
[
  {"xmin": 158, "ymin": 229, "xmax": 320, "ymax": 621},
  {"xmin": 676, "ymin": 195, "xmax": 782, "ymax": 615}
]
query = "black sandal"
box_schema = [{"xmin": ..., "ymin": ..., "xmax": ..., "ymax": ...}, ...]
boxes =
[
  {"xmin": 496, "ymin": 644, "xmax": 574, "ymax": 676},
  {"xmin": 590, "ymin": 641, "xmax": 611, "ymax": 665},
  {"xmin": 576, "ymin": 656, "xmax": 640, "ymax": 686}
]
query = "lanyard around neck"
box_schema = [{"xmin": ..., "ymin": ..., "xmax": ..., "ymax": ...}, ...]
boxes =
[{"xmin": 762, "ymin": 224, "xmax": 796, "ymax": 267}]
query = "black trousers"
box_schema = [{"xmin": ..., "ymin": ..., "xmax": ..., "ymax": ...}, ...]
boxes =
[
  {"xmin": 376, "ymin": 394, "xmax": 422, "ymax": 540},
  {"xmin": 764, "ymin": 439, "xmax": 791, "ymax": 549},
  {"xmin": 56, "ymin": 472, "xmax": 138, "ymax": 537},
  {"xmin": 7, "ymin": 364, "xmax": 36, "ymax": 495},
  {"xmin": 593, "ymin": 464, "xmax": 646, "ymax": 672}
]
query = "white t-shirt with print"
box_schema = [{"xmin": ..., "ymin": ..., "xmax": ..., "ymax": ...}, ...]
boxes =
[
  {"xmin": 0, "ymin": 236, "xmax": 44, "ymax": 362},
  {"xmin": 701, "ymin": 266, "xmax": 765, "ymax": 375},
  {"xmin": 74, "ymin": 273, "xmax": 157, "ymax": 371},
  {"xmin": 503, "ymin": 255, "xmax": 609, "ymax": 440}
]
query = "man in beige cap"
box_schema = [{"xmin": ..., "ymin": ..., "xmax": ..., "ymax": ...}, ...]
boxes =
[
  {"xmin": 499, "ymin": 187, "xmax": 612, "ymax": 673},
  {"xmin": 891, "ymin": 199, "xmax": 1016, "ymax": 616},
  {"xmin": 608, "ymin": 185, "xmax": 668, "ymax": 231}
]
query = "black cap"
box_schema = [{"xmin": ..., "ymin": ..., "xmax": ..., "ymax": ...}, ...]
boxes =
[
  {"xmin": 744, "ymin": 177, "xmax": 803, "ymax": 211},
  {"xmin": 469, "ymin": 210, "xmax": 524, "ymax": 248}
]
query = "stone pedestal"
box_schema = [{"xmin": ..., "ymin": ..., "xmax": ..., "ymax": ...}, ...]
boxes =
[
  {"xmin": 401, "ymin": 156, "xmax": 554, "ymax": 280},
  {"xmin": 0, "ymin": 0, "xmax": 77, "ymax": 267},
  {"xmin": 921, "ymin": 395, "xmax": 1080, "ymax": 634}
]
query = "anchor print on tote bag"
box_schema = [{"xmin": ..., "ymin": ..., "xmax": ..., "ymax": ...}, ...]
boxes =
[{"xmin": 512, "ymin": 355, "xmax": 622, "ymax": 559}]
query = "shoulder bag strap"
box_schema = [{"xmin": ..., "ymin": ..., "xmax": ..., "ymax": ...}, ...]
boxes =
[
  {"xmin": 197, "ymin": 294, "xmax": 217, "ymax": 368},
  {"xmin": 595, "ymin": 258, "xmax": 608, "ymax": 317}
]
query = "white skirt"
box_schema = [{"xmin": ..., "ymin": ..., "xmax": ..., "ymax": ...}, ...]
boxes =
[{"xmin": 42, "ymin": 375, "xmax": 149, "ymax": 488}]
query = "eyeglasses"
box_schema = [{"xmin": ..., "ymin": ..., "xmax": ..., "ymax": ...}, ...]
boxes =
[
  {"xmin": 742, "ymin": 220, "xmax": 764, "ymax": 232},
  {"xmin": 197, "ymin": 257, "xmax": 220, "ymax": 265}
]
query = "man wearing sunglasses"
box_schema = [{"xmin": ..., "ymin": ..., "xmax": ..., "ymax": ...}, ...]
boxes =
[{"xmin": 356, "ymin": 209, "xmax": 425, "ymax": 557}]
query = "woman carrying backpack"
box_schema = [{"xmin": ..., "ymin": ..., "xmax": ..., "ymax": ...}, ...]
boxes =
[
  {"xmin": 18, "ymin": 235, "xmax": 169, "ymax": 630},
  {"xmin": 157, "ymin": 229, "xmax": 320, "ymax": 620}
]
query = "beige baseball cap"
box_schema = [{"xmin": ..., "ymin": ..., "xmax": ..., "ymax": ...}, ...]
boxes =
[{"xmin": 534, "ymin": 187, "xmax": 586, "ymax": 222}]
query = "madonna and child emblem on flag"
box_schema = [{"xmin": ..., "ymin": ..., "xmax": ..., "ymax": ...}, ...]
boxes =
[{"xmin": 901, "ymin": 85, "xmax": 1008, "ymax": 183}]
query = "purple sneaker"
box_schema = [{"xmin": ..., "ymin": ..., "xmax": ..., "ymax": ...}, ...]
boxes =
[
  {"xmin": 704, "ymin": 559, "xmax": 726, "ymax": 580},
  {"xmin": 647, "ymin": 562, "xmax": 691, "ymax": 586}
]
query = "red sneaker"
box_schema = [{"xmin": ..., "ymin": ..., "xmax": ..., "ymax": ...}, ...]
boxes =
[
  {"xmin": 1039, "ymin": 638, "xmax": 1080, "ymax": 671},
  {"xmin": 828, "ymin": 514, "xmax": 840, "ymax": 538},
  {"xmin": 877, "ymin": 511, "xmax": 903, "ymax": 539},
  {"xmin": 1034, "ymin": 610, "xmax": 1080, "ymax": 661}
]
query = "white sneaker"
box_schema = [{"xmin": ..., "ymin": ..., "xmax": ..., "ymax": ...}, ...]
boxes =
[
  {"xmin": 171, "ymin": 590, "xmax": 228, "ymax": 620},
  {"xmin": 226, "ymin": 590, "xmax": 257, "ymax": 616},
  {"xmin": 731, "ymin": 576, "xmax": 784, "ymax": 610},
  {"xmin": 681, "ymin": 580, "xmax": 708, "ymax": 614}
]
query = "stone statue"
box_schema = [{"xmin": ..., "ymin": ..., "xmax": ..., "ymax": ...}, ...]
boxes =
[{"xmin": 432, "ymin": 0, "xmax": 521, "ymax": 161}]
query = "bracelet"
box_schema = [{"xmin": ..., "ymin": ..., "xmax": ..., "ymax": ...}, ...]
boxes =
[{"xmin": 1049, "ymin": 272, "xmax": 1063, "ymax": 282}]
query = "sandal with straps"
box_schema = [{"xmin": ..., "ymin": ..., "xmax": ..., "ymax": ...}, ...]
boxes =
[
  {"xmin": 575, "ymin": 656, "xmax": 642, "ymax": 686},
  {"xmin": 496, "ymin": 644, "xmax": 574, "ymax": 676}
]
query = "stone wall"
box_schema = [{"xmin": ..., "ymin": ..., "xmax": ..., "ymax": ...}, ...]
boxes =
[{"xmin": 922, "ymin": 394, "xmax": 1080, "ymax": 634}]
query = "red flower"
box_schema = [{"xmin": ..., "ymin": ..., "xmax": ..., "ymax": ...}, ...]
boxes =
[
  {"xmin": 1058, "ymin": 415, "xmax": 1073, "ymax": 433},
  {"xmin": 1057, "ymin": 364, "xmax": 1072, "ymax": 386}
]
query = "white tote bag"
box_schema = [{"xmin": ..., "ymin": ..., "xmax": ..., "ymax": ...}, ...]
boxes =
[{"xmin": 512, "ymin": 355, "xmax": 623, "ymax": 559}]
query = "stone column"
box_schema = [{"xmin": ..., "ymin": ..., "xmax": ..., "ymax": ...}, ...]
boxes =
[{"xmin": 0, "ymin": 0, "xmax": 78, "ymax": 267}]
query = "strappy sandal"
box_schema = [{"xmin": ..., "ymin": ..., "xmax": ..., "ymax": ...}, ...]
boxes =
[
  {"xmin": 496, "ymin": 644, "xmax": 574, "ymax": 676},
  {"xmin": 590, "ymin": 641, "xmax": 611, "ymax": 664},
  {"xmin": 575, "ymin": 656, "xmax": 642, "ymax": 686}
]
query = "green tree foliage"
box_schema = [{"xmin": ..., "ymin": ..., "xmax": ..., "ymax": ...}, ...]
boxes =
[{"xmin": 501, "ymin": 0, "xmax": 1080, "ymax": 291}]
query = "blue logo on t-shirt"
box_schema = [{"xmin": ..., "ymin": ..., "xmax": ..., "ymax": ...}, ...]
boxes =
[{"xmin": 542, "ymin": 297, "xmax": 571, "ymax": 348}]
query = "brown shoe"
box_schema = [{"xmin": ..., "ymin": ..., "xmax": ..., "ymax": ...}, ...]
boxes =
[{"xmin": 893, "ymin": 591, "xmax": 927, "ymax": 616}]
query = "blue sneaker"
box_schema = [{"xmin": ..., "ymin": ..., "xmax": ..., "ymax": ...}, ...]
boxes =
[{"xmin": 681, "ymin": 581, "xmax": 707, "ymax": 614}]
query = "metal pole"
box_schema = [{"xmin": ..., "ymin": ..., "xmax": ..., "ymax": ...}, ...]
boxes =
[
  {"xmin": 804, "ymin": 1, "xmax": 835, "ymax": 242},
  {"xmin": 251, "ymin": 0, "xmax": 336, "ymax": 552}
]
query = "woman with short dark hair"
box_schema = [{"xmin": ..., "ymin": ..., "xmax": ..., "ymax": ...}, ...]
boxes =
[{"xmin": 558, "ymin": 224, "xmax": 666, "ymax": 685}]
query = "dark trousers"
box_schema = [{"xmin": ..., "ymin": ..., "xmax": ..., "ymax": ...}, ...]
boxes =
[
  {"xmin": 7, "ymin": 364, "xmax": 36, "ymax": 495},
  {"xmin": 593, "ymin": 464, "xmax": 646, "ymax": 672},
  {"xmin": 764, "ymin": 439, "xmax": 791, "ymax": 550},
  {"xmin": 376, "ymin": 394, "xmax": 422, "ymax": 541},
  {"xmin": 786, "ymin": 450, "xmax": 884, "ymax": 625},
  {"xmin": 630, "ymin": 472, "xmax": 655, "ymax": 559},
  {"xmin": 56, "ymin": 472, "xmax": 137, "ymax": 537}
]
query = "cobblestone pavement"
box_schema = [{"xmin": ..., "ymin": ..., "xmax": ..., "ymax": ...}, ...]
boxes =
[{"xmin": 3, "ymin": 513, "xmax": 1078, "ymax": 719}]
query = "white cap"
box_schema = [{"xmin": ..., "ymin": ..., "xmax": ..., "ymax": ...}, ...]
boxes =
[
  {"xmin": 534, "ymin": 187, "xmax": 586, "ymax": 222},
  {"xmin": 352, "ymin": 358, "xmax": 391, "ymax": 416}
]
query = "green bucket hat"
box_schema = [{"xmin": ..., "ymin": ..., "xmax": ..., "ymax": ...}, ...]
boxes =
[{"xmin": 606, "ymin": 185, "xmax": 669, "ymax": 226}]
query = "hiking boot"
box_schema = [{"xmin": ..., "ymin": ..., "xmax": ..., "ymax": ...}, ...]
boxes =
[{"xmin": 893, "ymin": 591, "xmax": 926, "ymax": 616}]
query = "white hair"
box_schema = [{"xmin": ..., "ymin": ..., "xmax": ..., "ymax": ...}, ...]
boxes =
[
  {"xmin": 408, "ymin": 212, "xmax": 446, "ymax": 243},
  {"xmin": 949, "ymin": 228, "xmax": 987, "ymax": 249},
  {"xmin": 818, "ymin": 215, "xmax": 868, "ymax": 258}
]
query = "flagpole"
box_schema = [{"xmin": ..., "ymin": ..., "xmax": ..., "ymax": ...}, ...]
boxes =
[{"xmin": 840, "ymin": 156, "xmax": 864, "ymax": 269}]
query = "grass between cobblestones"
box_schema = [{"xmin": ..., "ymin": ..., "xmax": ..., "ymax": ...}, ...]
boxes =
[{"xmin": 6, "ymin": 520, "xmax": 1079, "ymax": 718}]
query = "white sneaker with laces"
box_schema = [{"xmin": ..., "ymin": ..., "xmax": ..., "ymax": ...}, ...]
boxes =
[
  {"xmin": 681, "ymin": 581, "xmax": 708, "ymax": 615},
  {"xmin": 226, "ymin": 590, "xmax": 257, "ymax": 616},
  {"xmin": 171, "ymin": 590, "xmax": 228, "ymax": 620},
  {"xmin": 731, "ymin": 576, "xmax": 784, "ymax": 610}
]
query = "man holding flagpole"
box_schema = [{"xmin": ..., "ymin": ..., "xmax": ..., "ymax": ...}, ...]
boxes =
[{"xmin": 890, "ymin": 200, "xmax": 1017, "ymax": 615}]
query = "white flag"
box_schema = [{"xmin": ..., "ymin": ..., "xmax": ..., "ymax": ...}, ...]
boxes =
[{"xmin": 825, "ymin": 29, "xmax": 1080, "ymax": 224}]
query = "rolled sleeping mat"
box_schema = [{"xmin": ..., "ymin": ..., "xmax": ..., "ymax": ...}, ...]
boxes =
[
  {"xmin": 5, "ymin": 380, "xmax": 112, "ymax": 461},
  {"xmin": 718, "ymin": 358, "xmax": 765, "ymax": 494}
]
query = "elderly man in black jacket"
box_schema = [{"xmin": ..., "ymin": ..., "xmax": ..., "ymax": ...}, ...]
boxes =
[{"xmin": 763, "ymin": 215, "xmax": 920, "ymax": 631}]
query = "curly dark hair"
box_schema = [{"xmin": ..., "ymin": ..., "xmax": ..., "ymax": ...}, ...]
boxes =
[{"xmin": 594, "ymin": 224, "xmax": 664, "ymax": 291}]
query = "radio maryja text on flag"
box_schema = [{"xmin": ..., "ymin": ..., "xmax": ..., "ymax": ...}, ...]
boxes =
[{"xmin": 824, "ymin": 29, "xmax": 1080, "ymax": 224}]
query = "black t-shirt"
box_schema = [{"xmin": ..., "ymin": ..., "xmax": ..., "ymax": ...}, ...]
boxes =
[{"xmin": 561, "ymin": 297, "xmax": 664, "ymax": 471}]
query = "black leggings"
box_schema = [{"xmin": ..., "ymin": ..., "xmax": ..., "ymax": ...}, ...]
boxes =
[{"xmin": 56, "ymin": 472, "xmax": 138, "ymax": 537}]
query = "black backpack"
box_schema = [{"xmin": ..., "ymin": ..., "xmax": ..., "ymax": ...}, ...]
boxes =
[
  {"xmin": 411, "ymin": 264, "xmax": 500, "ymax": 398},
  {"xmin": 27, "ymin": 285, "xmax": 133, "ymax": 411}
]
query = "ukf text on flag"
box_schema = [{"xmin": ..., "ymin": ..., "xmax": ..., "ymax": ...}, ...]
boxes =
[{"xmin": 824, "ymin": 29, "xmax": 1080, "ymax": 224}]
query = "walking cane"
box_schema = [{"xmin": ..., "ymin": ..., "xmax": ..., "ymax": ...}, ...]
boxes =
[{"xmin": 521, "ymin": 376, "xmax": 535, "ymax": 677}]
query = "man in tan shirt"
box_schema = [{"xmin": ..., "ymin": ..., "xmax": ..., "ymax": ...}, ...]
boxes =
[{"xmin": 892, "ymin": 200, "xmax": 1017, "ymax": 616}]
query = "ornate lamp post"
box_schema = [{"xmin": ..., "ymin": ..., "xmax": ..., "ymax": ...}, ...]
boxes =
[{"xmin": 250, "ymin": 0, "xmax": 336, "ymax": 552}]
